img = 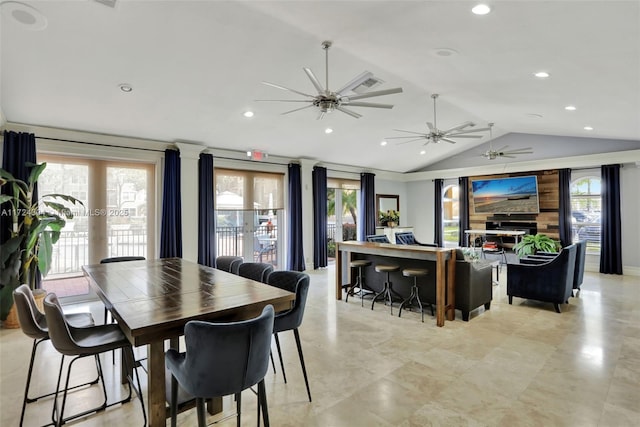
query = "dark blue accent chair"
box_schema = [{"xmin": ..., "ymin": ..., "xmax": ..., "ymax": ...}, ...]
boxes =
[{"xmin": 507, "ymin": 244, "xmax": 577, "ymax": 313}]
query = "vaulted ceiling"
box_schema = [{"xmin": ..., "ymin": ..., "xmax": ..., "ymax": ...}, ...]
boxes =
[{"xmin": 1, "ymin": 1, "xmax": 639, "ymax": 173}]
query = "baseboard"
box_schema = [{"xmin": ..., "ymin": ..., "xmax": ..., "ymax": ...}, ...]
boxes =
[{"xmin": 585, "ymin": 262, "xmax": 640, "ymax": 276}]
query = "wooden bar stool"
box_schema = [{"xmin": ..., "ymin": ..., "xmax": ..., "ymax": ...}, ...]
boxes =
[
  {"xmin": 371, "ymin": 264, "xmax": 400, "ymax": 314},
  {"xmin": 345, "ymin": 260, "xmax": 372, "ymax": 306},
  {"xmin": 399, "ymin": 268, "xmax": 433, "ymax": 322}
]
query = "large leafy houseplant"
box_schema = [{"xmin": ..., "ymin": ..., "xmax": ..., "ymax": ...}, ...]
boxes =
[
  {"xmin": 513, "ymin": 233, "xmax": 560, "ymax": 258},
  {"xmin": 0, "ymin": 162, "xmax": 83, "ymax": 321}
]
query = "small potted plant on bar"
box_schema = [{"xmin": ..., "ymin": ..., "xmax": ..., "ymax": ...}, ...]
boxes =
[{"xmin": 0, "ymin": 162, "xmax": 83, "ymax": 327}]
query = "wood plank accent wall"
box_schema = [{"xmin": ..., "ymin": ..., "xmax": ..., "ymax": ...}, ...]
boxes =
[{"xmin": 468, "ymin": 170, "xmax": 560, "ymax": 240}]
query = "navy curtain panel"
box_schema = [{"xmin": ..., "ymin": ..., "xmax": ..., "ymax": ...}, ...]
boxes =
[
  {"xmin": 1, "ymin": 131, "xmax": 38, "ymax": 246},
  {"xmin": 434, "ymin": 179, "xmax": 443, "ymax": 247},
  {"xmin": 159, "ymin": 149, "xmax": 183, "ymax": 258},
  {"xmin": 558, "ymin": 168, "xmax": 573, "ymax": 247},
  {"xmin": 312, "ymin": 166, "xmax": 328, "ymax": 269},
  {"xmin": 287, "ymin": 163, "xmax": 305, "ymax": 271},
  {"xmin": 197, "ymin": 153, "xmax": 215, "ymax": 267},
  {"xmin": 359, "ymin": 172, "xmax": 376, "ymax": 241},
  {"xmin": 600, "ymin": 164, "xmax": 623, "ymax": 274},
  {"xmin": 458, "ymin": 177, "xmax": 470, "ymax": 247}
]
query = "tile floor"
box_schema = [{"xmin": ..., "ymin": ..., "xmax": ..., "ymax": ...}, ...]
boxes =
[{"xmin": 1, "ymin": 265, "xmax": 639, "ymax": 426}]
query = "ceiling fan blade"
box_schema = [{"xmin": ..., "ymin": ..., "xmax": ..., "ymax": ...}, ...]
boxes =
[
  {"xmin": 426, "ymin": 122, "xmax": 435, "ymax": 132},
  {"xmin": 395, "ymin": 138, "xmax": 426, "ymax": 145},
  {"xmin": 281, "ymin": 104, "xmax": 314, "ymax": 115},
  {"xmin": 336, "ymin": 71, "xmax": 373, "ymax": 96},
  {"xmin": 345, "ymin": 101, "xmax": 394, "ymax": 109},
  {"xmin": 385, "ymin": 135, "xmax": 428, "ymax": 139},
  {"xmin": 448, "ymin": 127, "xmax": 491, "ymax": 135},
  {"xmin": 444, "ymin": 134, "xmax": 483, "ymax": 138},
  {"xmin": 505, "ymin": 147, "xmax": 533, "ymax": 154},
  {"xmin": 262, "ymin": 81, "xmax": 316, "ymax": 98},
  {"xmin": 441, "ymin": 137, "xmax": 458, "ymax": 144},
  {"xmin": 495, "ymin": 145, "xmax": 509, "ymax": 152},
  {"xmin": 255, "ymin": 99, "xmax": 313, "ymax": 103},
  {"xmin": 335, "ymin": 106, "xmax": 362, "ymax": 119},
  {"xmin": 500, "ymin": 154, "xmax": 517, "ymax": 158},
  {"xmin": 345, "ymin": 87, "xmax": 403, "ymax": 101},
  {"xmin": 392, "ymin": 129, "xmax": 430, "ymax": 136},
  {"xmin": 441, "ymin": 121, "xmax": 475, "ymax": 134},
  {"xmin": 303, "ymin": 68, "xmax": 325, "ymax": 94}
]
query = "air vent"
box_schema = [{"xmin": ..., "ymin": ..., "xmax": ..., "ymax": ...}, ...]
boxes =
[{"xmin": 351, "ymin": 76, "xmax": 384, "ymax": 94}]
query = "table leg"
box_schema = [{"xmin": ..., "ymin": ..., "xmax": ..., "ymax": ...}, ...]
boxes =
[
  {"xmin": 148, "ymin": 341, "xmax": 166, "ymax": 427},
  {"xmin": 435, "ymin": 252, "xmax": 445, "ymax": 327},
  {"xmin": 446, "ymin": 250, "xmax": 456, "ymax": 321}
]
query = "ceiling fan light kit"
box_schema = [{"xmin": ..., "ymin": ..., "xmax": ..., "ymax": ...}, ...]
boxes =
[{"xmin": 258, "ymin": 40, "xmax": 403, "ymax": 119}]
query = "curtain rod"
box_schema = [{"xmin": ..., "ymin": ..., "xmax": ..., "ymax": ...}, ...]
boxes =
[{"xmin": 36, "ymin": 136, "xmax": 166, "ymax": 153}]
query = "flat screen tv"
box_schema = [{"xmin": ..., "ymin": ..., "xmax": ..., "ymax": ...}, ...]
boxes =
[{"xmin": 471, "ymin": 175, "xmax": 540, "ymax": 214}]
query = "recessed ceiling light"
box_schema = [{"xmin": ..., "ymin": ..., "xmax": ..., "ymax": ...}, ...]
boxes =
[
  {"xmin": 380, "ymin": 141, "xmax": 387, "ymax": 146},
  {"xmin": 1, "ymin": 1, "xmax": 48, "ymax": 30},
  {"xmin": 325, "ymin": 128, "xmax": 333, "ymax": 134},
  {"xmin": 118, "ymin": 83, "xmax": 133, "ymax": 93},
  {"xmin": 420, "ymin": 150, "xmax": 426, "ymax": 155},
  {"xmin": 243, "ymin": 111, "xmax": 254, "ymax": 118},
  {"xmin": 471, "ymin": 4, "xmax": 491, "ymax": 15},
  {"xmin": 534, "ymin": 71, "xmax": 550, "ymax": 78},
  {"xmin": 565, "ymin": 105, "xmax": 577, "ymax": 111},
  {"xmin": 433, "ymin": 48, "xmax": 459, "ymax": 57},
  {"xmin": 584, "ymin": 126, "xmax": 594, "ymax": 131}
]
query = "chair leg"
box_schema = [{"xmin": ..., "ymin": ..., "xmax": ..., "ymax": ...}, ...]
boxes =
[
  {"xmin": 554, "ymin": 303, "xmax": 562, "ymax": 313},
  {"xmin": 235, "ymin": 392, "xmax": 242, "ymax": 427},
  {"xmin": 123, "ymin": 346, "xmax": 147, "ymax": 426},
  {"xmin": 293, "ymin": 329, "xmax": 312, "ymax": 402},
  {"xmin": 170, "ymin": 376, "xmax": 178, "ymax": 427},
  {"xmin": 20, "ymin": 338, "xmax": 44, "ymax": 427},
  {"xmin": 196, "ymin": 397, "xmax": 207, "ymax": 427},
  {"xmin": 269, "ymin": 351, "xmax": 276, "ymax": 374},
  {"xmin": 257, "ymin": 379, "xmax": 270, "ymax": 427},
  {"xmin": 273, "ymin": 333, "xmax": 287, "ymax": 384},
  {"xmin": 508, "ymin": 295, "xmax": 513, "ymax": 304}
]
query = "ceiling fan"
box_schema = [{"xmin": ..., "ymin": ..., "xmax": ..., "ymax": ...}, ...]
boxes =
[
  {"xmin": 481, "ymin": 123, "xmax": 533, "ymax": 160},
  {"xmin": 257, "ymin": 41, "xmax": 403, "ymax": 119},
  {"xmin": 386, "ymin": 94, "xmax": 490, "ymax": 145}
]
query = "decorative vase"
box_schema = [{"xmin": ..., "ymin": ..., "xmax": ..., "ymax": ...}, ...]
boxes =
[{"xmin": 387, "ymin": 221, "xmax": 396, "ymax": 228}]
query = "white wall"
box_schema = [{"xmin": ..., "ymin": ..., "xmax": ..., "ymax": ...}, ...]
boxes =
[
  {"xmin": 405, "ymin": 180, "xmax": 435, "ymax": 244},
  {"xmin": 620, "ymin": 164, "xmax": 640, "ymax": 274}
]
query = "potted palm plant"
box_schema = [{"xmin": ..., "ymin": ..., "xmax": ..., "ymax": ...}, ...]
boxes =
[
  {"xmin": 0, "ymin": 162, "xmax": 83, "ymax": 326},
  {"xmin": 513, "ymin": 233, "xmax": 560, "ymax": 258}
]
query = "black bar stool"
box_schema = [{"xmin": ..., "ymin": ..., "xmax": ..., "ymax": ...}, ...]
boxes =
[
  {"xmin": 345, "ymin": 260, "xmax": 372, "ymax": 306},
  {"xmin": 399, "ymin": 268, "xmax": 433, "ymax": 322},
  {"xmin": 371, "ymin": 264, "xmax": 400, "ymax": 314}
]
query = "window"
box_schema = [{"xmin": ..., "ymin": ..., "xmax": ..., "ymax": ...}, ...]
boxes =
[
  {"xmin": 215, "ymin": 168, "xmax": 284, "ymax": 267},
  {"xmin": 327, "ymin": 178, "xmax": 360, "ymax": 258},
  {"xmin": 443, "ymin": 184, "xmax": 459, "ymax": 247},
  {"xmin": 37, "ymin": 155, "xmax": 155, "ymax": 297},
  {"xmin": 570, "ymin": 176, "xmax": 601, "ymax": 253}
]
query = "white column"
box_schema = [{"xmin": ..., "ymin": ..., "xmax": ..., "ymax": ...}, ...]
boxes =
[
  {"xmin": 299, "ymin": 159, "xmax": 317, "ymax": 270},
  {"xmin": 174, "ymin": 143, "xmax": 205, "ymax": 263}
]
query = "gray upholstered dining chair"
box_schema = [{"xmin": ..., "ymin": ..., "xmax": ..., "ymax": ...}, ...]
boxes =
[
  {"xmin": 13, "ymin": 285, "xmax": 96, "ymax": 427},
  {"xmin": 267, "ymin": 271, "xmax": 312, "ymax": 402},
  {"xmin": 215, "ymin": 255, "xmax": 243, "ymax": 274},
  {"xmin": 43, "ymin": 293, "xmax": 146, "ymax": 426},
  {"xmin": 238, "ymin": 262, "xmax": 274, "ymax": 283},
  {"xmin": 165, "ymin": 305, "xmax": 275, "ymax": 427}
]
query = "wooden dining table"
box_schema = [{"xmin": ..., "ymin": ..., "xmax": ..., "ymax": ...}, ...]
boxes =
[{"xmin": 82, "ymin": 257, "xmax": 295, "ymax": 427}]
